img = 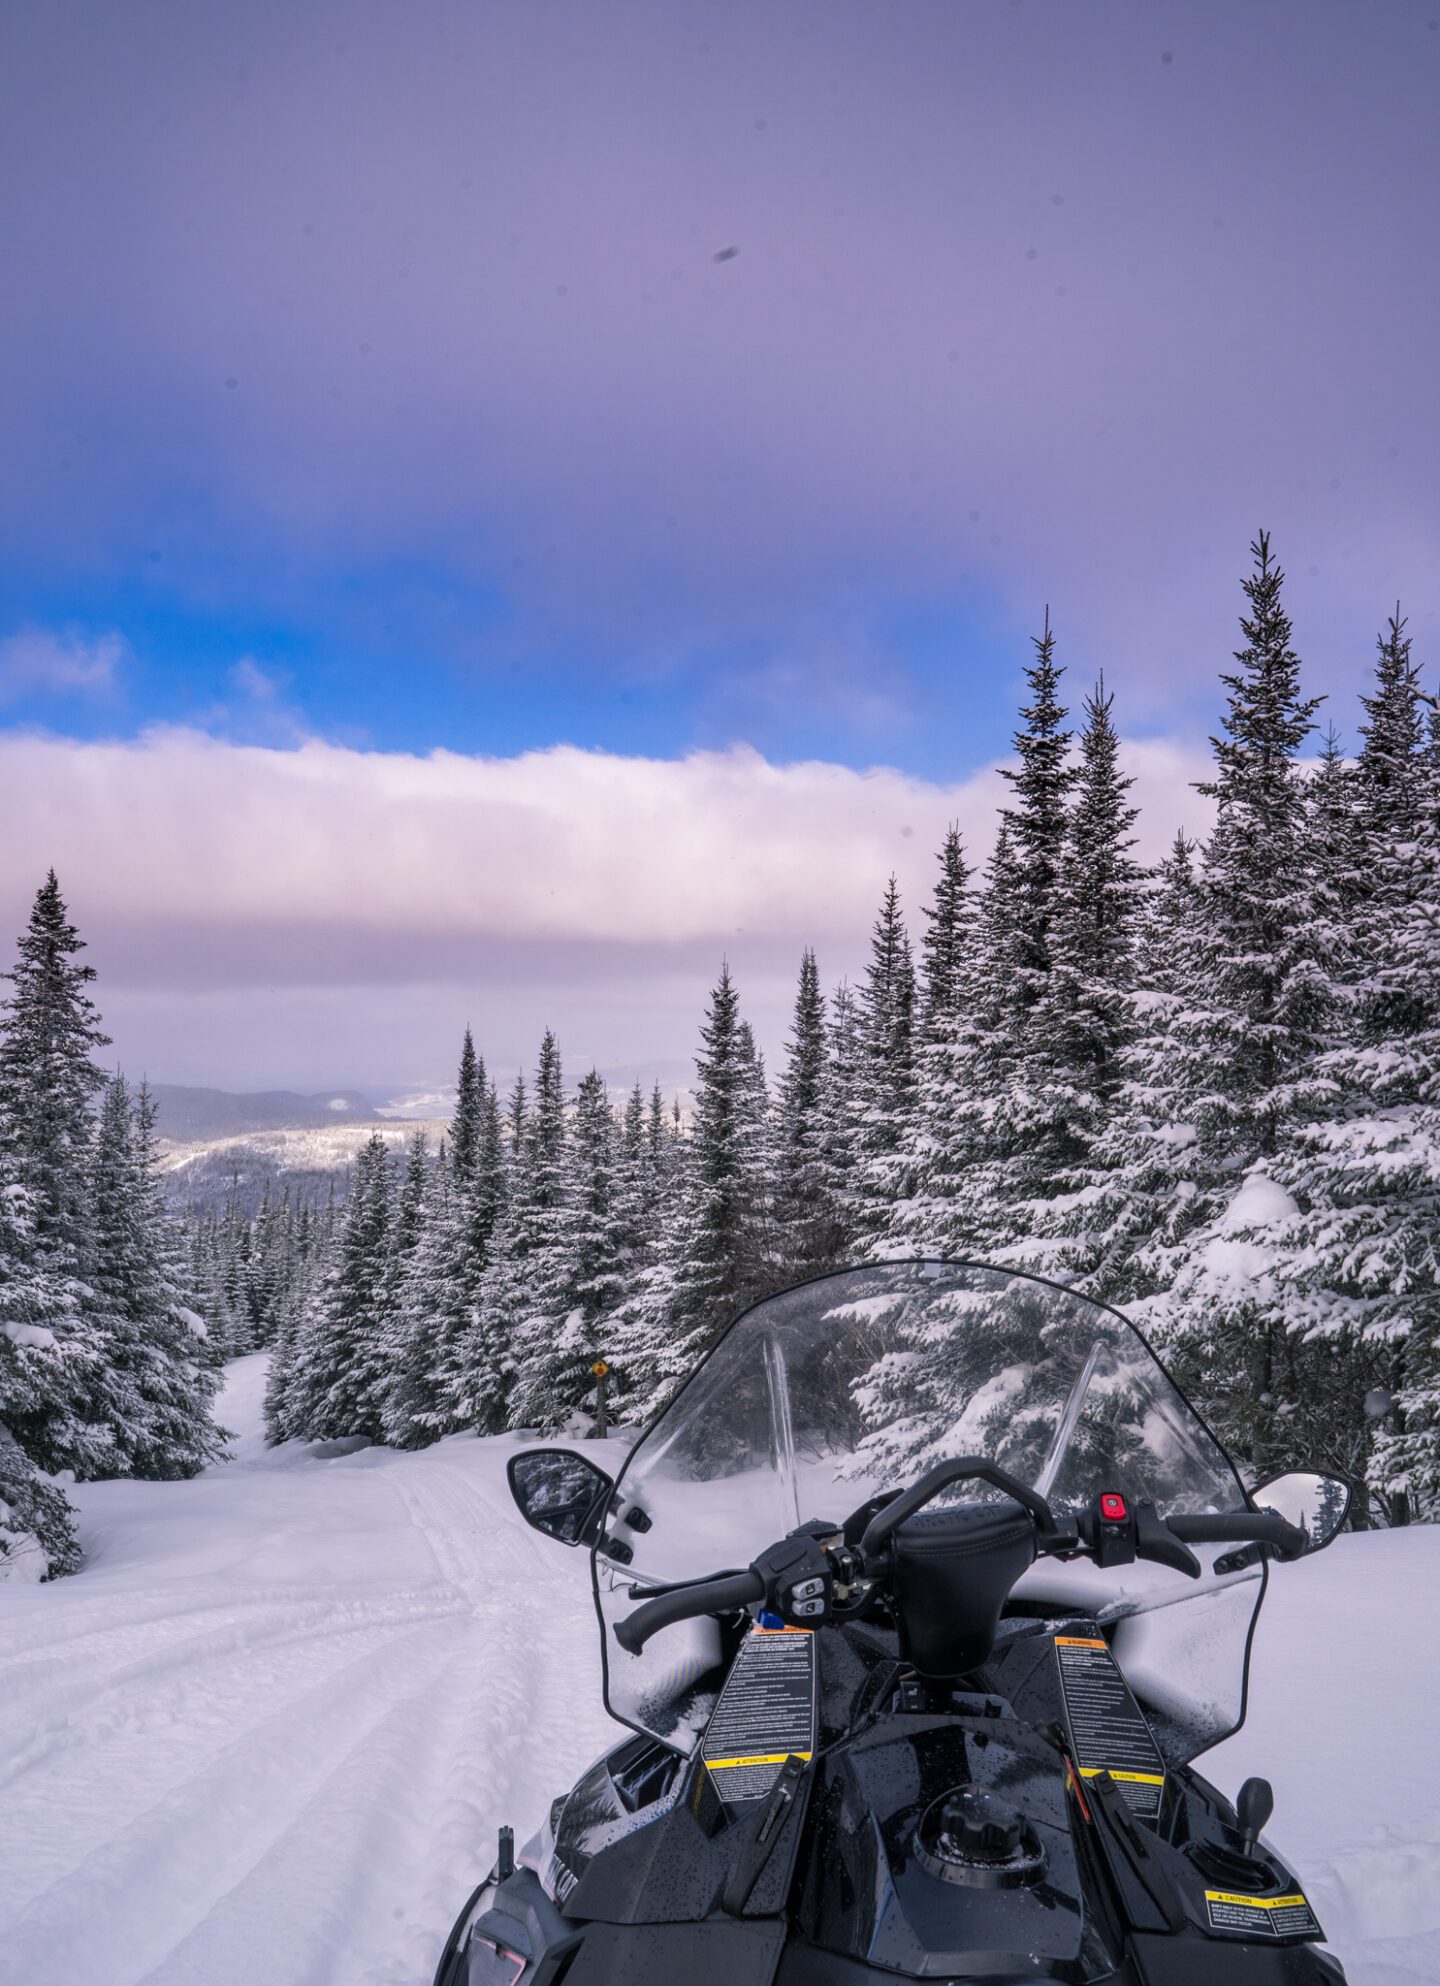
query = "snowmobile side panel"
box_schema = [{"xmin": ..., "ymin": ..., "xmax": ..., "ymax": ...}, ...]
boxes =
[
  {"xmin": 561, "ymin": 1748, "xmax": 812, "ymax": 1925},
  {"xmin": 1128, "ymin": 1930, "xmax": 1348, "ymax": 1984},
  {"xmin": 559, "ymin": 1917, "xmax": 787, "ymax": 1986}
]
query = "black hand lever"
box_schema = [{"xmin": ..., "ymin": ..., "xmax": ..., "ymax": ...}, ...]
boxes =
[
  {"xmin": 1134, "ymin": 1503, "xmax": 1201, "ymax": 1578},
  {"xmin": 1237, "ymin": 1776, "xmax": 1274, "ymax": 1853}
]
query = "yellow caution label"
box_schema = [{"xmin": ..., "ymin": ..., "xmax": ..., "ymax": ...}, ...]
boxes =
[
  {"xmin": 706, "ymin": 1751, "xmax": 813, "ymax": 1770},
  {"xmin": 1054, "ymin": 1635, "xmax": 1108, "ymax": 1647},
  {"xmin": 1205, "ymin": 1891, "xmax": 1309, "ymax": 1910},
  {"xmin": 1078, "ymin": 1768, "xmax": 1166, "ymax": 1786}
]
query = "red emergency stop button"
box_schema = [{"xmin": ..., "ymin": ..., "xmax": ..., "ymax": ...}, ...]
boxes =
[{"xmin": 1100, "ymin": 1493, "xmax": 1127, "ymax": 1521}]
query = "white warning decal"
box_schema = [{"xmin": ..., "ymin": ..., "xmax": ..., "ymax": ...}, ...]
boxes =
[
  {"xmin": 701, "ymin": 1625, "xmax": 816, "ymax": 1803},
  {"xmin": 1055, "ymin": 1635, "xmax": 1166, "ymax": 1821},
  {"xmin": 1205, "ymin": 1890, "xmax": 1322, "ymax": 1939}
]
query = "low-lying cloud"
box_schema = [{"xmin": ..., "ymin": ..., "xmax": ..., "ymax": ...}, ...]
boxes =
[{"xmin": 0, "ymin": 727, "xmax": 1215, "ymax": 1093}]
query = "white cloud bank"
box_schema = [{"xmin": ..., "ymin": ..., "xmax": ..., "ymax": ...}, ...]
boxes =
[{"xmin": 0, "ymin": 728, "xmax": 1217, "ymax": 1091}]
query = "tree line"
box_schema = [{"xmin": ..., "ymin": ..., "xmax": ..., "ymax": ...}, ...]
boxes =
[
  {"xmin": 4, "ymin": 530, "xmax": 1438, "ymax": 1580},
  {"xmin": 261, "ymin": 535, "xmax": 1440, "ymax": 1527}
]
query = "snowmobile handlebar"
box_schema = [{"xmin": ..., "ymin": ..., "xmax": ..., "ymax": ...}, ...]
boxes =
[
  {"xmin": 610, "ymin": 1484, "xmax": 1311, "ymax": 1657},
  {"xmin": 615, "ymin": 1569, "xmax": 766, "ymax": 1655},
  {"xmin": 1166, "ymin": 1508, "xmax": 1309, "ymax": 1559}
]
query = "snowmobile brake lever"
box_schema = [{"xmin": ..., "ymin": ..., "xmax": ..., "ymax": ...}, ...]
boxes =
[{"xmin": 615, "ymin": 1569, "xmax": 766, "ymax": 1654}]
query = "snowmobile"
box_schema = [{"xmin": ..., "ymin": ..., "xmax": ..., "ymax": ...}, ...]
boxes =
[{"xmin": 434, "ymin": 1260, "xmax": 1353, "ymax": 1985}]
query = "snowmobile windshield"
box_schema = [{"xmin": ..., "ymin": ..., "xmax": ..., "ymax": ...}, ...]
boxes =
[{"xmin": 593, "ymin": 1260, "xmax": 1265, "ymax": 1763}]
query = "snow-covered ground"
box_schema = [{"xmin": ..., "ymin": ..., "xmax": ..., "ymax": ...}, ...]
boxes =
[{"xmin": 1, "ymin": 1357, "xmax": 1436, "ymax": 1986}]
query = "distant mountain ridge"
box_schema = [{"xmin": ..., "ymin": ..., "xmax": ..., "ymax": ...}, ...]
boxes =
[{"xmin": 148, "ymin": 1084, "xmax": 382, "ymax": 1144}]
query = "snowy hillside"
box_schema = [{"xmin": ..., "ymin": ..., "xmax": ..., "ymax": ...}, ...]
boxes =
[
  {"xmin": 0, "ymin": 1357, "xmax": 1436, "ymax": 1986},
  {"xmin": 156, "ymin": 1119, "xmax": 449, "ymax": 1216}
]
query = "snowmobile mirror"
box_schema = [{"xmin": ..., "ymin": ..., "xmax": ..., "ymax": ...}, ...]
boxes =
[
  {"xmin": 1248, "ymin": 1470, "xmax": 1351, "ymax": 1553},
  {"xmin": 507, "ymin": 1448, "xmax": 614, "ymax": 1548}
]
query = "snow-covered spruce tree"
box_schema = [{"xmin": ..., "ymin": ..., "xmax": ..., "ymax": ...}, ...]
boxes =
[
  {"xmin": 263, "ymin": 1195, "xmax": 331, "ymax": 1443},
  {"xmin": 567, "ymin": 1071, "xmax": 628, "ymax": 1332},
  {"xmin": 383, "ymin": 1152, "xmax": 468, "ymax": 1443},
  {"xmin": 0, "ymin": 874, "xmax": 113, "ymax": 1475},
  {"xmin": 1048, "ymin": 679, "xmax": 1144, "ymax": 1115},
  {"xmin": 558, "ymin": 1069, "xmax": 631, "ymax": 1423},
  {"xmin": 504, "ymin": 1032, "xmax": 578, "ymax": 1429},
  {"xmin": 1065, "ymin": 832, "xmax": 1209, "ymax": 1298},
  {"xmin": 614, "ymin": 966, "xmax": 769, "ymax": 1418},
  {"xmin": 1280, "ymin": 615, "xmax": 1440, "ymax": 1518},
  {"xmin": 0, "ymin": 1153, "xmax": 80, "ymax": 1578},
  {"xmin": 450, "ymin": 1027, "xmax": 483, "ymax": 1185},
  {"xmin": 1026, "ymin": 678, "xmax": 1146, "ymax": 1276},
  {"xmin": 890, "ymin": 619, "xmax": 1077, "ymax": 1264},
  {"xmin": 0, "ymin": 872, "xmax": 111, "ymax": 1250},
  {"xmin": 818, "ymin": 978, "xmax": 864, "ymax": 1251},
  {"xmin": 614, "ymin": 1083, "xmax": 649, "ymax": 1266},
  {"xmin": 774, "ymin": 951, "xmax": 845, "ymax": 1278},
  {"xmin": 293, "ymin": 1132, "xmax": 394, "ymax": 1441},
  {"xmin": 920, "ymin": 827, "xmax": 975, "ymax": 1040},
  {"xmin": 887, "ymin": 824, "xmax": 1012, "ymax": 1260},
  {"xmin": 85, "ymin": 1079, "xmax": 221, "ymax": 1481},
  {"xmin": 1135, "ymin": 534, "xmax": 1337, "ymax": 1481},
  {"xmin": 851, "ymin": 879, "xmax": 918, "ymax": 1229}
]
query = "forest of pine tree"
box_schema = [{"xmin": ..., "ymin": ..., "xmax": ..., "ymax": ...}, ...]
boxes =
[{"xmin": 5, "ymin": 534, "xmax": 1440, "ymax": 1582}]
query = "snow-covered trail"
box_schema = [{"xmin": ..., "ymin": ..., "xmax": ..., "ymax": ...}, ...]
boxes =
[
  {"xmin": 1, "ymin": 1357, "xmax": 1437, "ymax": 1985},
  {"xmin": 0, "ymin": 1357, "xmax": 616, "ymax": 1986}
]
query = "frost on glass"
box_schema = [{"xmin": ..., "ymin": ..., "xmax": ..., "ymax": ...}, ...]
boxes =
[{"xmin": 596, "ymin": 1262, "xmax": 1262, "ymax": 1759}]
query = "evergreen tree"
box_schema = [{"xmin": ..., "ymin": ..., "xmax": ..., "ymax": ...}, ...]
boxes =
[
  {"xmin": 1280, "ymin": 615, "xmax": 1440, "ymax": 1518},
  {"xmin": 1001, "ymin": 611, "xmax": 1076, "ymax": 1016},
  {"xmin": 1132, "ymin": 535, "xmax": 1335, "ymax": 1478},
  {"xmin": 294, "ymin": 1133, "xmax": 394, "ymax": 1441},
  {"xmin": 1048, "ymin": 678, "xmax": 1144, "ymax": 1108},
  {"xmin": 0, "ymin": 1153, "xmax": 81, "ymax": 1577},
  {"xmin": 819, "ymin": 978, "xmax": 865, "ymax": 1250},
  {"xmin": 97, "ymin": 1080, "xmax": 222, "ymax": 1479},
  {"xmin": 385, "ymin": 1155, "xmax": 473, "ymax": 1443},
  {"xmin": 775, "ymin": 951, "xmax": 843, "ymax": 1276},
  {"xmin": 507, "ymin": 1033, "xmax": 581, "ymax": 1429},
  {"xmin": 920, "ymin": 827, "xmax": 974, "ymax": 1039},
  {"xmin": 619, "ymin": 966, "xmax": 769, "ymax": 1413},
  {"xmin": 0, "ymin": 875, "xmax": 112, "ymax": 1475},
  {"xmin": 451, "ymin": 1028, "xmax": 483, "ymax": 1184},
  {"xmin": 853, "ymin": 878, "xmax": 918, "ymax": 1222},
  {"xmin": 0, "ymin": 872, "xmax": 111, "ymax": 1251}
]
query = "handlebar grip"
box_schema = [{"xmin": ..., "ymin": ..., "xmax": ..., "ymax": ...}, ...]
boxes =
[
  {"xmin": 615, "ymin": 1569, "xmax": 766, "ymax": 1655},
  {"xmin": 1168, "ymin": 1510, "xmax": 1308, "ymax": 1558}
]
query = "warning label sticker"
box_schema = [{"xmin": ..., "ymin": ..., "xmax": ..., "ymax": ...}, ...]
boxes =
[
  {"xmin": 1205, "ymin": 1890, "xmax": 1322, "ymax": 1939},
  {"xmin": 1054, "ymin": 1635, "xmax": 1166, "ymax": 1821},
  {"xmin": 702, "ymin": 1625, "xmax": 816, "ymax": 1803}
]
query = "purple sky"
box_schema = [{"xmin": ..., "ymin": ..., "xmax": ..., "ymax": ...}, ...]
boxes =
[{"xmin": 0, "ymin": 1, "xmax": 1435, "ymax": 1097}]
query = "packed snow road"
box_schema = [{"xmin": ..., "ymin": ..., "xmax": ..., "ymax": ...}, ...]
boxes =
[
  {"xmin": 0, "ymin": 1357, "xmax": 617, "ymax": 1986},
  {"xmin": 1, "ymin": 1356, "xmax": 1437, "ymax": 1986}
]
